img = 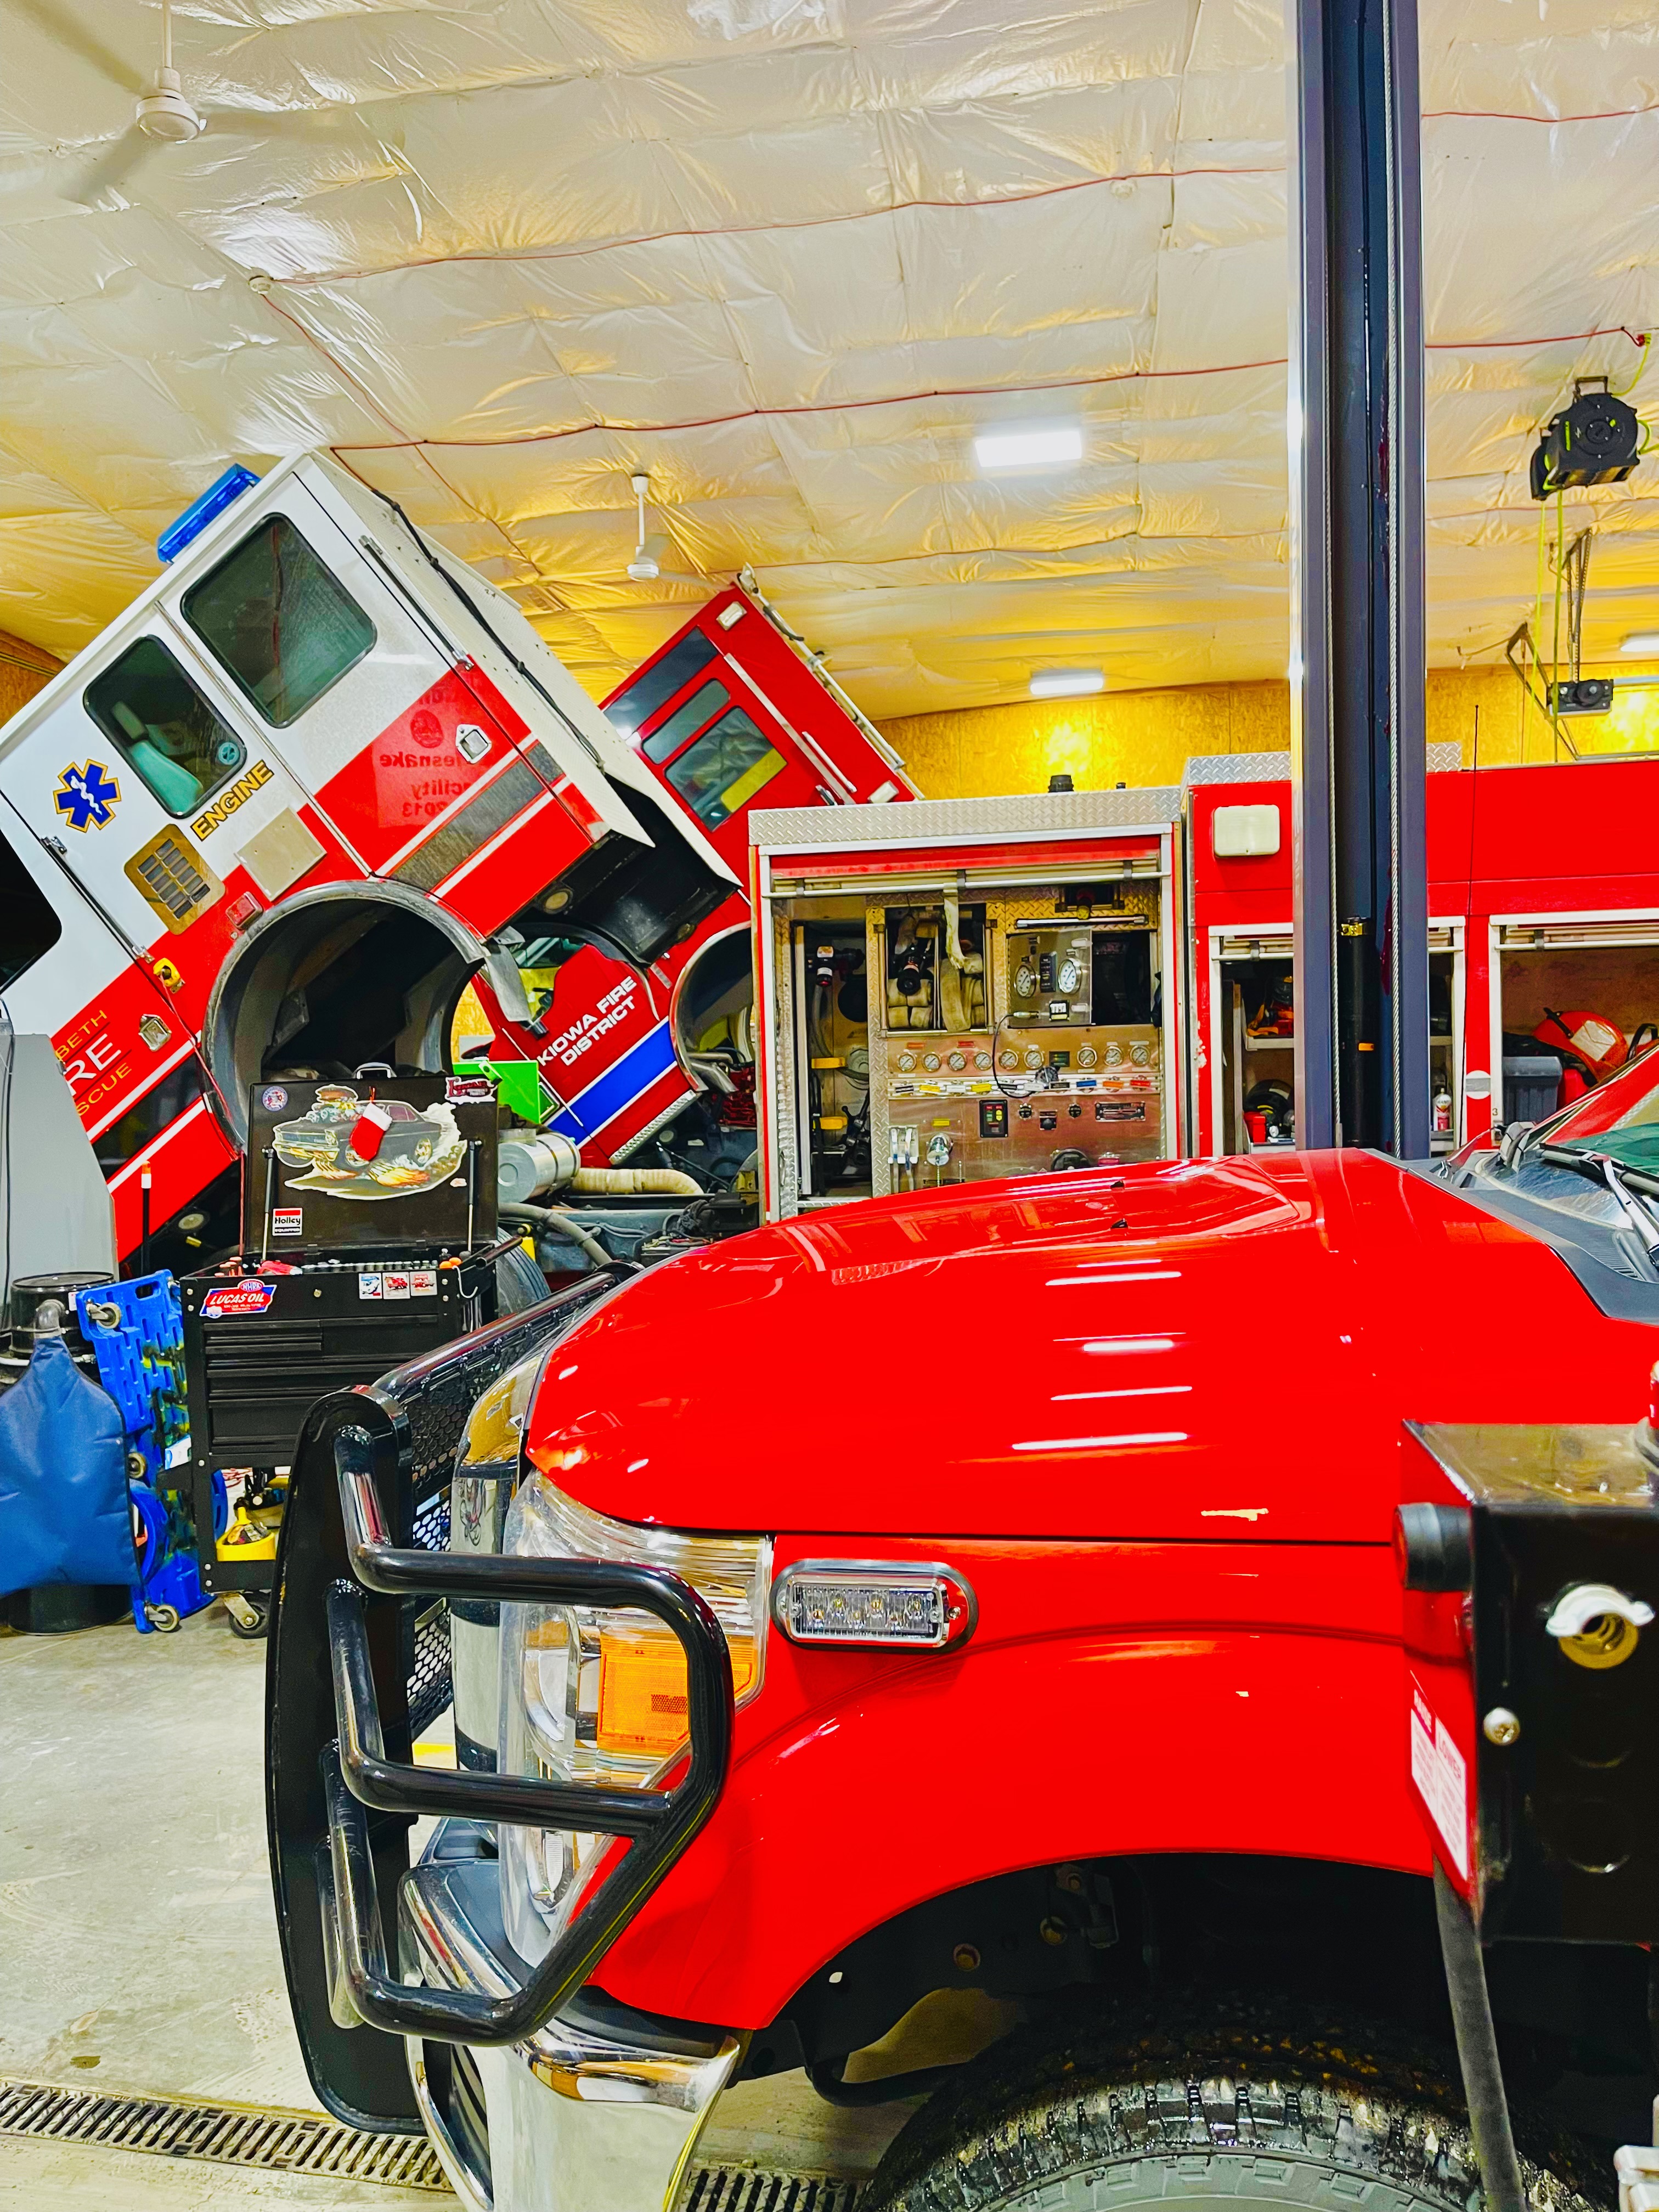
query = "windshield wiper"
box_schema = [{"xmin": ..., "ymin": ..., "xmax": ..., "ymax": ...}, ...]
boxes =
[{"xmin": 1534, "ymin": 1144, "xmax": 1659, "ymax": 1278}]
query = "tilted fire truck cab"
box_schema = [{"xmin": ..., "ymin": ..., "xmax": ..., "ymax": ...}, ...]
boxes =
[
  {"xmin": 0, "ymin": 453, "xmax": 737, "ymax": 1256},
  {"xmin": 0, "ymin": 456, "xmax": 912, "ymax": 1276},
  {"xmin": 268, "ymin": 1044, "xmax": 1659, "ymax": 2212}
]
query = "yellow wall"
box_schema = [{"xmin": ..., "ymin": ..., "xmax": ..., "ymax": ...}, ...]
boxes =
[
  {"xmin": 0, "ymin": 628, "xmax": 58, "ymax": 724},
  {"xmin": 882, "ymin": 680, "xmax": 1291, "ymax": 798},
  {"xmin": 1427, "ymin": 663, "xmax": 1659, "ymax": 766},
  {"xmin": 883, "ymin": 665, "xmax": 1659, "ymax": 796}
]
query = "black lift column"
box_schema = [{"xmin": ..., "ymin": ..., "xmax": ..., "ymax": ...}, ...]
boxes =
[{"xmin": 1289, "ymin": 0, "xmax": 1430, "ymax": 1156}]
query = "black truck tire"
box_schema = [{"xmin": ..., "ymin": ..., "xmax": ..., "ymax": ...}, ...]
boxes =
[{"xmin": 859, "ymin": 2004, "xmax": 1605, "ymax": 2212}]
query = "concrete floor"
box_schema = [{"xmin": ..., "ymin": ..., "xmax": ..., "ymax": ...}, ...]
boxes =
[{"xmin": 0, "ymin": 1605, "xmax": 910, "ymax": 2206}]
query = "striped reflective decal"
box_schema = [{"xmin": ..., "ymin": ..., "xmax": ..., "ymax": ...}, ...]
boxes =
[
  {"xmin": 391, "ymin": 746, "xmax": 559, "ymax": 893},
  {"xmin": 545, "ymin": 1021, "xmax": 679, "ymax": 1142}
]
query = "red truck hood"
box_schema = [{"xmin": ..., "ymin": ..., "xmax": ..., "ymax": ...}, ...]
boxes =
[{"xmin": 524, "ymin": 1150, "xmax": 1655, "ymax": 1543}]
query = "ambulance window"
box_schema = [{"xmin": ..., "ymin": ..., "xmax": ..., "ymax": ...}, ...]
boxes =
[
  {"xmin": 183, "ymin": 515, "xmax": 376, "ymax": 726},
  {"xmin": 663, "ymin": 707, "xmax": 785, "ymax": 828},
  {"xmin": 83, "ymin": 637, "xmax": 247, "ymax": 818},
  {"xmin": 605, "ymin": 629, "xmax": 718, "ymax": 736},
  {"xmin": 642, "ymin": 680, "xmax": 728, "ymax": 763},
  {"xmin": 0, "ymin": 823, "xmax": 61, "ymax": 989}
]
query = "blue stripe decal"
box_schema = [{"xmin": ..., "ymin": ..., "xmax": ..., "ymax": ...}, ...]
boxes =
[{"xmin": 545, "ymin": 1020, "xmax": 680, "ymax": 1142}]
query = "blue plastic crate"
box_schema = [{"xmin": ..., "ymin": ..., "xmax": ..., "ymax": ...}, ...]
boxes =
[
  {"xmin": 129, "ymin": 1472, "xmax": 226, "ymax": 1634},
  {"xmin": 75, "ymin": 1273, "xmax": 188, "ymax": 1488}
]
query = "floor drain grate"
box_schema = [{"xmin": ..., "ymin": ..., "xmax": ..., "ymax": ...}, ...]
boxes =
[
  {"xmin": 0, "ymin": 2076, "xmax": 451, "ymax": 2190},
  {"xmin": 682, "ymin": 2166, "xmax": 864, "ymax": 2212}
]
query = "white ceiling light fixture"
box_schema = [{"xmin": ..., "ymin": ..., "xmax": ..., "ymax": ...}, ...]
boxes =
[
  {"xmin": 1030, "ymin": 669, "xmax": 1105, "ymax": 699},
  {"xmin": 627, "ymin": 474, "xmax": 661, "ymax": 581},
  {"xmin": 974, "ymin": 426, "xmax": 1084, "ymax": 474},
  {"xmin": 1621, "ymin": 631, "xmax": 1659, "ymax": 655},
  {"xmin": 623, "ymin": 473, "xmax": 705, "ymax": 586}
]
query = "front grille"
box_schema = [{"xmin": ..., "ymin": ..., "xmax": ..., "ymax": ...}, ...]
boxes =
[
  {"xmin": 682, "ymin": 2168, "xmax": 863, "ymax": 2212},
  {"xmin": 0, "ymin": 2079, "xmax": 449, "ymax": 2189},
  {"xmin": 408, "ymin": 1600, "xmax": 453, "ymax": 1740},
  {"xmin": 382, "ymin": 1275, "xmax": 618, "ymax": 1505},
  {"xmin": 125, "ymin": 826, "xmax": 224, "ymax": 933}
]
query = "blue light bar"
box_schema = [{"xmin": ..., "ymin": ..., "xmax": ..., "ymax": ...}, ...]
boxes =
[{"xmin": 157, "ymin": 464, "xmax": 262, "ymax": 565}]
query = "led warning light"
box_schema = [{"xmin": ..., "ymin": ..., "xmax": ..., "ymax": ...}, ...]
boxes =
[
  {"xmin": 157, "ymin": 464, "xmax": 261, "ymax": 564},
  {"xmin": 772, "ymin": 1562, "xmax": 977, "ymax": 1650}
]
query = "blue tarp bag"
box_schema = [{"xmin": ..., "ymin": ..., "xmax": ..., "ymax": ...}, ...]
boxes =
[{"xmin": 0, "ymin": 1334, "xmax": 137, "ymax": 1598}]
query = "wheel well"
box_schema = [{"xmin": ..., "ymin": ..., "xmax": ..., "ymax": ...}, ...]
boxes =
[
  {"xmin": 204, "ymin": 888, "xmax": 479, "ymax": 1146},
  {"xmin": 744, "ymin": 1851, "xmax": 1652, "ymax": 2119},
  {"xmin": 672, "ymin": 922, "xmax": 752, "ymax": 1063}
]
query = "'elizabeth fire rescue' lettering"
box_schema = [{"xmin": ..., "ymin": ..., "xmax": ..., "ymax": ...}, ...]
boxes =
[{"xmin": 193, "ymin": 759, "xmax": 274, "ymax": 838}]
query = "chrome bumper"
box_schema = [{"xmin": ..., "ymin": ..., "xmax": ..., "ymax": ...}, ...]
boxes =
[{"xmin": 400, "ymin": 1843, "xmax": 743, "ymax": 2212}]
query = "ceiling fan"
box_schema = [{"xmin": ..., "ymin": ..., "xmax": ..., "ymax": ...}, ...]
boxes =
[
  {"xmin": 625, "ymin": 472, "xmax": 707, "ymax": 585},
  {"xmin": 18, "ymin": 0, "xmax": 369, "ymax": 207}
]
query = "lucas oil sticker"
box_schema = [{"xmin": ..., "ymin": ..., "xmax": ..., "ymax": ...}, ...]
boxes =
[
  {"xmin": 1409, "ymin": 1675, "xmax": 1469, "ymax": 1878},
  {"xmin": 201, "ymin": 1281, "xmax": 275, "ymax": 1319}
]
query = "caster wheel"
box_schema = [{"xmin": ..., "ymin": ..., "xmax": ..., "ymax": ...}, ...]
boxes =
[
  {"xmin": 225, "ymin": 1596, "xmax": 270, "ymax": 1641},
  {"xmin": 144, "ymin": 1603, "xmax": 181, "ymax": 1634}
]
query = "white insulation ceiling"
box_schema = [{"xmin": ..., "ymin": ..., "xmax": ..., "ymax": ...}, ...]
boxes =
[{"xmin": 1, "ymin": 0, "xmax": 1657, "ymax": 716}]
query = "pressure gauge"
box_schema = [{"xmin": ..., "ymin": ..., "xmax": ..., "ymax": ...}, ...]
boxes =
[
  {"xmin": 1014, "ymin": 963, "xmax": 1037, "ymax": 998},
  {"xmin": 947, "ymin": 1051, "xmax": 967, "ymax": 1071},
  {"xmin": 974, "ymin": 1051, "xmax": 992, "ymax": 1070},
  {"xmin": 998, "ymin": 1049, "xmax": 1019, "ymax": 1069},
  {"xmin": 922, "ymin": 1053, "xmax": 941, "ymax": 1071},
  {"xmin": 1057, "ymin": 956, "xmax": 1083, "ymax": 995},
  {"xmin": 1077, "ymin": 1044, "xmax": 1098, "ymax": 1068},
  {"xmin": 898, "ymin": 1052, "xmax": 916, "ymax": 1072},
  {"xmin": 1024, "ymin": 1048, "xmax": 1043, "ymax": 1071}
]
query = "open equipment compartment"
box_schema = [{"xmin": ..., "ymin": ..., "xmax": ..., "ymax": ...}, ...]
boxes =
[
  {"xmin": 750, "ymin": 788, "xmax": 1185, "ymax": 1218},
  {"xmin": 1185, "ymin": 752, "xmax": 1469, "ymax": 1156}
]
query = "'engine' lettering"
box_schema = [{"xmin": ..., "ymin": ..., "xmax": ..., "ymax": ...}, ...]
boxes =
[{"xmin": 193, "ymin": 759, "xmax": 274, "ymax": 838}]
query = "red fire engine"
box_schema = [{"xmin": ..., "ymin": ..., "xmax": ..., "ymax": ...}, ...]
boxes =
[{"xmin": 1187, "ymin": 747, "xmax": 1659, "ymax": 1156}]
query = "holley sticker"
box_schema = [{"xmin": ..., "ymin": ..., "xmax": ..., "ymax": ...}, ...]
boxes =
[
  {"xmin": 201, "ymin": 1281, "xmax": 276, "ymax": 1319},
  {"xmin": 271, "ymin": 1206, "xmax": 303, "ymax": 1238}
]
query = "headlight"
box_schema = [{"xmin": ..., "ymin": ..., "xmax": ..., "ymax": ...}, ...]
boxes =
[{"xmin": 498, "ymin": 1470, "xmax": 770, "ymax": 1965}]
